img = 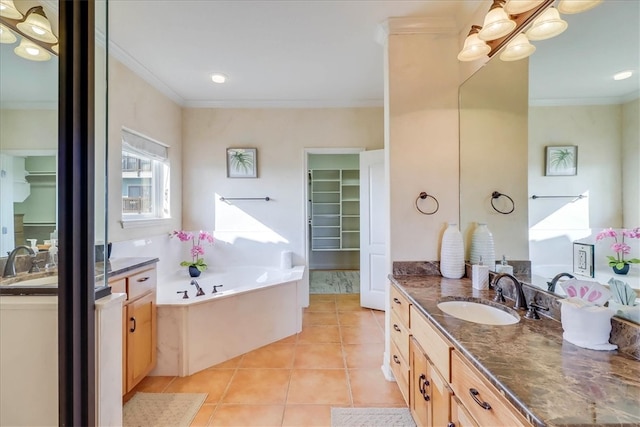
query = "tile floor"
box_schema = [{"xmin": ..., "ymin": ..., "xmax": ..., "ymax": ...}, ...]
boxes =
[{"xmin": 127, "ymin": 293, "xmax": 405, "ymax": 426}]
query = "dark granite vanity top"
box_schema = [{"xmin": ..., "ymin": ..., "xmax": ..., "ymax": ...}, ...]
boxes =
[{"xmin": 390, "ymin": 274, "xmax": 640, "ymax": 427}]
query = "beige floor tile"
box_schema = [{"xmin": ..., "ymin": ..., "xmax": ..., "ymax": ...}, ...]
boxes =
[
  {"xmin": 303, "ymin": 311, "xmax": 338, "ymax": 326},
  {"xmin": 306, "ymin": 298, "xmax": 337, "ymax": 312},
  {"xmin": 348, "ymin": 368, "xmax": 406, "ymax": 406},
  {"xmin": 209, "ymin": 404, "xmax": 285, "ymax": 426},
  {"xmin": 164, "ymin": 369, "xmax": 235, "ymax": 404},
  {"xmin": 222, "ymin": 369, "xmax": 291, "ymax": 404},
  {"xmin": 207, "ymin": 355, "xmax": 243, "ymax": 370},
  {"xmin": 338, "ymin": 311, "xmax": 377, "ymax": 327},
  {"xmin": 130, "ymin": 375, "xmax": 175, "ymax": 393},
  {"xmin": 336, "ymin": 297, "xmax": 365, "ymax": 312},
  {"xmin": 189, "ymin": 403, "xmax": 216, "ymax": 427},
  {"xmin": 297, "ymin": 325, "xmax": 341, "ymax": 344},
  {"xmin": 340, "ymin": 324, "xmax": 384, "ymax": 344},
  {"xmin": 276, "ymin": 334, "xmax": 298, "ymax": 345},
  {"xmin": 287, "ymin": 369, "xmax": 351, "ymax": 405},
  {"xmin": 343, "ymin": 343, "xmax": 385, "ymax": 369},
  {"xmin": 294, "ymin": 343, "xmax": 345, "ymax": 369},
  {"xmin": 282, "ymin": 404, "xmax": 334, "ymax": 426},
  {"xmin": 240, "ymin": 343, "xmax": 296, "ymax": 369}
]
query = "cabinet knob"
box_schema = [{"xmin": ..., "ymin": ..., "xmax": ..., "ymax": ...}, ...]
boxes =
[
  {"xmin": 393, "ymin": 324, "xmax": 401, "ymax": 332},
  {"xmin": 393, "ymin": 297, "xmax": 401, "ymax": 305},
  {"xmin": 137, "ymin": 276, "xmax": 150, "ymax": 282},
  {"xmin": 392, "ymin": 355, "xmax": 401, "ymax": 365}
]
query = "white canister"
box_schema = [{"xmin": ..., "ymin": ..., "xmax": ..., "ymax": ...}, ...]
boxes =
[
  {"xmin": 440, "ymin": 223, "xmax": 465, "ymax": 279},
  {"xmin": 280, "ymin": 250, "xmax": 293, "ymax": 270},
  {"xmin": 470, "ymin": 223, "xmax": 495, "ymax": 267}
]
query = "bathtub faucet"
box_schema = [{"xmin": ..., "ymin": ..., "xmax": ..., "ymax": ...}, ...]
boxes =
[
  {"xmin": 212, "ymin": 284, "xmax": 224, "ymax": 294},
  {"xmin": 190, "ymin": 280, "xmax": 205, "ymax": 297}
]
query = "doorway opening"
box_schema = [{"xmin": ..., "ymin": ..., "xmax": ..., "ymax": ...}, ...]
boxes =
[{"xmin": 305, "ymin": 149, "xmax": 362, "ymax": 295}]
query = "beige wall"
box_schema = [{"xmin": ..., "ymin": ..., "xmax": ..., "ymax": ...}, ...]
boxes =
[
  {"xmin": 386, "ymin": 32, "xmax": 461, "ymax": 263},
  {"xmin": 622, "ymin": 98, "xmax": 639, "ymax": 228},
  {"xmin": 181, "ymin": 108, "xmax": 383, "ymax": 268},
  {"xmin": 0, "ymin": 110, "xmax": 57, "ymax": 151},
  {"xmin": 107, "ymin": 57, "xmax": 183, "ymax": 242}
]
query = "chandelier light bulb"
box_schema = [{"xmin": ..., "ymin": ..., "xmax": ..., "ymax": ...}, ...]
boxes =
[
  {"xmin": 0, "ymin": 23, "xmax": 17, "ymax": 44},
  {"xmin": 458, "ymin": 25, "xmax": 491, "ymax": 62},
  {"xmin": 0, "ymin": 0, "xmax": 23, "ymax": 20},
  {"xmin": 16, "ymin": 6, "xmax": 58, "ymax": 44},
  {"xmin": 504, "ymin": 0, "xmax": 545, "ymax": 15},
  {"xmin": 499, "ymin": 33, "xmax": 536, "ymax": 61},
  {"xmin": 478, "ymin": 0, "xmax": 517, "ymax": 41},
  {"xmin": 526, "ymin": 7, "xmax": 568, "ymax": 40},
  {"xmin": 14, "ymin": 37, "xmax": 51, "ymax": 61},
  {"xmin": 557, "ymin": 0, "xmax": 602, "ymax": 14}
]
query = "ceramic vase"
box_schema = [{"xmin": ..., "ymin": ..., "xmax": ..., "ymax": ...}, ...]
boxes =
[
  {"xmin": 188, "ymin": 265, "xmax": 201, "ymax": 277},
  {"xmin": 470, "ymin": 223, "xmax": 495, "ymax": 267},
  {"xmin": 612, "ymin": 264, "xmax": 630, "ymax": 275},
  {"xmin": 440, "ymin": 223, "xmax": 465, "ymax": 279}
]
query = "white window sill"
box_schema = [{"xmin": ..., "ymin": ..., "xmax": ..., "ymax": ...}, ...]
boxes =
[{"xmin": 120, "ymin": 217, "xmax": 172, "ymax": 229}]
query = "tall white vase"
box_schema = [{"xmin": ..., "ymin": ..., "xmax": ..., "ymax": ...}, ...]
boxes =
[
  {"xmin": 440, "ymin": 223, "xmax": 465, "ymax": 279},
  {"xmin": 470, "ymin": 223, "xmax": 495, "ymax": 267}
]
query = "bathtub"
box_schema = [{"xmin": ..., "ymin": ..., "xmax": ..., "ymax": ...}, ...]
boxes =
[
  {"xmin": 153, "ymin": 265, "xmax": 305, "ymax": 376},
  {"xmin": 531, "ymin": 264, "xmax": 640, "ymax": 297}
]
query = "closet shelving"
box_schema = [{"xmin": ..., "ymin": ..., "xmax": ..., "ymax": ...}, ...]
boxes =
[{"xmin": 310, "ymin": 168, "xmax": 360, "ymax": 251}]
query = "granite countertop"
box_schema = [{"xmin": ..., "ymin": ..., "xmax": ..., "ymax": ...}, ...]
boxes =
[
  {"xmin": 390, "ymin": 274, "xmax": 640, "ymax": 427},
  {"xmin": 96, "ymin": 257, "xmax": 159, "ymax": 280}
]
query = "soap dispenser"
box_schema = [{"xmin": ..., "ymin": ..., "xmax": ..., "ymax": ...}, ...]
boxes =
[
  {"xmin": 472, "ymin": 256, "xmax": 490, "ymax": 290},
  {"xmin": 495, "ymin": 255, "xmax": 514, "ymax": 275},
  {"xmin": 47, "ymin": 239, "xmax": 58, "ymax": 269},
  {"xmin": 27, "ymin": 239, "xmax": 38, "ymax": 253}
]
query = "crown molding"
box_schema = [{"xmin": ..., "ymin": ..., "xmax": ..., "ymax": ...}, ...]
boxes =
[
  {"xmin": 376, "ymin": 16, "xmax": 458, "ymax": 45},
  {"xmin": 184, "ymin": 98, "xmax": 384, "ymax": 109},
  {"xmin": 107, "ymin": 40, "xmax": 186, "ymax": 107}
]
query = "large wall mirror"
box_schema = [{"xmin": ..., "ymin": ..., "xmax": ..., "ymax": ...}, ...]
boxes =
[{"xmin": 460, "ymin": 1, "xmax": 639, "ymax": 322}]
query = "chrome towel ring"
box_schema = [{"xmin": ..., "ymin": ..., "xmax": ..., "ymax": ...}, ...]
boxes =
[{"xmin": 415, "ymin": 192, "xmax": 439, "ymax": 215}]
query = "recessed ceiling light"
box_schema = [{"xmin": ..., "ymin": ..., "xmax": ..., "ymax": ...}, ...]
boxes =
[
  {"xmin": 613, "ymin": 70, "xmax": 633, "ymax": 81},
  {"xmin": 211, "ymin": 73, "xmax": 227, "ymax": 84}
]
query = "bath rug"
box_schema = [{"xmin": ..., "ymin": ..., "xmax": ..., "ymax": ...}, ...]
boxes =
[
  {"xmin": 310, "ymin": 270, "xmax": 360, "ymax": 294},
  {"xmin": 331, "ymin": 407, "xmax": 415, "ymax": 427},
  {"xmin": 123, "ymin": 392, "xmax": 206, "ymax": 427}
]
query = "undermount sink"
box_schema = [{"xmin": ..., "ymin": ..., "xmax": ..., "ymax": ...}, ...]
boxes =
[
  {"xmin": 437, "ymin": 298, "xmax": 519, "ymax": 325},
  {"xmin": 6, "ymin": 275, "xmax": 58, "ymax": 287}
]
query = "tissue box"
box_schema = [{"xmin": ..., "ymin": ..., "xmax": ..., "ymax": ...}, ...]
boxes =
[{"xmin": 560, "ymin": 298, "xmax": 617, "ymax": 351}]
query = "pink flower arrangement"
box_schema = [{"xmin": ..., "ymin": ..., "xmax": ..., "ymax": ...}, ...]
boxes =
[
  {"xmin": 595, "ymin": 227, "xmax": 640, "ymax": 269},
  {"xmin": 172, "ymin": 230, "xmax": 214, "ymax": 272}
]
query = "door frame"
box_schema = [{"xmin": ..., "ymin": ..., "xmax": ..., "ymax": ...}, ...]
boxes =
[{"xmin": 302, "ymin": 147, "xmax": 364, "ymax": 306}]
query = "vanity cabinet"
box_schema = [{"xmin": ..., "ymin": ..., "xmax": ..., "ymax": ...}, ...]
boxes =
[
  {"xmin": 389, "ymin": 285, "xmax": 411, "ymax": 403},
  {"xmin": 109, "ymin": 264, "xmax": 157, "ymax": 395},
  {"xmin": 390, "ymin": 283, "xmax": 532, "ymax": 427}
]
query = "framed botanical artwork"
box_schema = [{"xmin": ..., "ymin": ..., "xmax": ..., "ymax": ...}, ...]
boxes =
[
  {"xmin": 573, "ymin": 242, "xmax": 594, "ymax": 278},
  {"xmin": 227, "ymin": 148, "xmax": 257, "ymax": 178},
  {"xmin": 545, "ymin": 145, "xmax": 577, "ymax": 176}
]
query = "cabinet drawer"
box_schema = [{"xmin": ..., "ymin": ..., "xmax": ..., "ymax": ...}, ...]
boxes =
[
  {"xmin": 410, "ymin": 306, "xmax": 452, "ymax": 381},
  {"xmin": 451, "ymin": 351, "xmax": 530, "ymax": 427},
  {"xmin": 128, "ymin": 268, "xmax": 156, "ymax": 300},
  {"xmin": 390, "ymin": 340, "xmax": 410, "ymax": 404},
  {"xmin": 390, "ymin": 285, "xmax": 410, "ymax": 328},
  {"xmin": 451, "ymin": 395, "xmax": 479, "ymax": 427},
  {"xmin": 389, "ymin": 309, "xmax": 410, "ymax": 362}
]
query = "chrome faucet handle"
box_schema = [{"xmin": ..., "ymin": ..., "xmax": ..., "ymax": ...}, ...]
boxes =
[
  {"xmin": 212, "ymin": 284, "xmax": 223, "ymax": 293},
  {"xmin": 525, "ymin": 302, "xmax": 549, "ymax": 320},
  {"xmin": 177, "ymin": 290, "xmax": 189, "ymax": 299},
  {"xmin": 493, "ymin": 287, "xmax": 505, "ymax": 303},
  {"xmin": 29, "ymin": 256, "xmax": 44, "ymax": 273}
]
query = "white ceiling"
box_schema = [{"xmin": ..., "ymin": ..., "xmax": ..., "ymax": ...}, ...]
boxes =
[{"xmin": 0, "ymin": 1, "xmax": 637, "ymax": 108}]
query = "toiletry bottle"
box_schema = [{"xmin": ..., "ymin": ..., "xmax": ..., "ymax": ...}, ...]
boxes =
[
  {"xmin": 495, "ymin": 255, "xmax": 514, "ymax": 275},
  {"xmin": 472, "ymin": 256, "xmax": 490, "ymax": 290},
  {"xmin": 48, "ymin": 239, "xmax": 58, "ymax": 268},
  {"xmin": 27, "ymin": 239, "xmax": 38, "ymax": 253}
]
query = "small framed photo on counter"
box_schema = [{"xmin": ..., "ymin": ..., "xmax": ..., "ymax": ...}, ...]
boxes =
[{"xmin": 573, "ymin": 242, "xmax": 594, "ymax": 278}]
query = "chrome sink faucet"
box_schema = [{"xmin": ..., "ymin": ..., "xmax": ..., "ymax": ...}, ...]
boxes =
[
  {"xmin": 547, "ymin": 272, "xmax": 574, "ymax": 293},
  {"xmin": 3, "ymin": 245, "xmax": 36, "ymax": 278},
  {"xmin": 492, "ymin": 273, "xmax": 527, "ymax": 310}
]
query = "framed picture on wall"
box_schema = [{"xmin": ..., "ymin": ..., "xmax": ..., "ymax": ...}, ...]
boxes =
[
  {"xmin": 227, "ymin": 148, "xmax": 257, "ymax": 178},
  {"xmin": 573, "ymin": 242, "xmax": 594, "ymax": 278},
  {"xmin": 545, "ymin": 145, "xmax": 577, "ymax": 176}
]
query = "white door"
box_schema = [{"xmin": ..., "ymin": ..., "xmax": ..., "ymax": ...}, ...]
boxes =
[{"xmin": 360, "ymin": 150, "xmax": 386, "ymax": 310}]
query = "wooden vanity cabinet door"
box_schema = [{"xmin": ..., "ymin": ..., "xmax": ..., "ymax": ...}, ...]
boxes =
[
  {"xmin": 429, "ymin": 361, "xmax": 452, "ymax": 426},
  {"xmin": 451, "ymin": 395, "xmax": 479, "ymax": 427},
  {"xmin": 410, "ymin": 337, "xmax": 430, "ymax": 427},
  {"xmin": 126, "ymin": 291, "xmax": 157, "ymax": 392}
]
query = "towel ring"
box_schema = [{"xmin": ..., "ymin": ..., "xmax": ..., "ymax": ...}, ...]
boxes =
[
  {"xmin": 415, "ymin": 192, "xmax": 439, "ymax": 215},
  {"xmin": 491, "ymin": 191, "xmax": 515, "ymax": 215}
]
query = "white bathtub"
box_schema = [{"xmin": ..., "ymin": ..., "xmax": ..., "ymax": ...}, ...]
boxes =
[
  {"xmin": 153, "ymin": 265, "xmax": 305, "ymax": 376},
  {"xmin": 531, "ymin": 264, "xmax": 640, "ymax": 296}
]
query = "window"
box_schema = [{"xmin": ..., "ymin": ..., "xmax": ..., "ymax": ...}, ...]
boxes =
[{"xmin": 121, "ymin": 128, "xmax": 170, "ymax": 224}]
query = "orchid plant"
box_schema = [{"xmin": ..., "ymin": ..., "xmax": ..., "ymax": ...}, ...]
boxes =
[
  {"xmin": 172, "ymin": 230, "xmax": 215, "ymax": 272},
  {"xmin": 595, "ymin": 227, "xmax": 640, "ymax": 269}
]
